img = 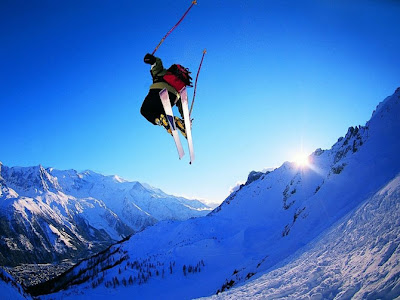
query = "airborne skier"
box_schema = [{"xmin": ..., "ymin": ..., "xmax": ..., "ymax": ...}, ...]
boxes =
[
  {"xmin": 140, "ymin": 1, "xmax": 203, "ymax": 163},
  {"xmin": 140, "ymin": 53, "xmax": 191, "ymax": 138}
]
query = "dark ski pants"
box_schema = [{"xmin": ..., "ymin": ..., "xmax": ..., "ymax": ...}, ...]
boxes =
[{"xmin": 140, "ymin": 89, "xmax": 182, "ymax": 125}]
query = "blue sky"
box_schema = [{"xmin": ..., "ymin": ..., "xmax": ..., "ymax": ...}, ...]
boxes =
[{"xmin": 1, "ymin": 0, "xmax": 400, "ymax": 204}]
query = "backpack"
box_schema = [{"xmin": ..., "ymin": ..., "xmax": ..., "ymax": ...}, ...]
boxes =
[{"xmin": 163, "ymin": 64, "xmax": 193, "ymax": 92}]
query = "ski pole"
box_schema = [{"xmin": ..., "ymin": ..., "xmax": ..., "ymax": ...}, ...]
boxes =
[
  {"xmin": 190, "ymin": 49, "xmax": 206, "ymax": 116},
  {"xmin": 152, "ymin": 1, "xmax": 198, "ymax": 55}
]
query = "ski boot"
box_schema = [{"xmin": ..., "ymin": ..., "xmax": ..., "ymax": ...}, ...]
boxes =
[
  {"xmin": 174, "ymin": 116, "xmax": 187, "ymax": 139},
  {"xmin": 155, "ymin": 114, "xmax": 172, "ymax": 135}
]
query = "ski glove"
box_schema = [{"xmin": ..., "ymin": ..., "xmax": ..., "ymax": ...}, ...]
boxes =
[{"xmin": 144, "ymin": 53, "xmax": 156, "ymax": 65}]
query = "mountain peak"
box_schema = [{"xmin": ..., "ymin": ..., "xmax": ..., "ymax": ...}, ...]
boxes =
[
  {"xmin": 0, "ymin": 164, "xmax": 61, "ymax": 195},
  {"xmin": 370, "ymin": 87, "xmax": 400, "ymax": 121},
  {"xmin": 245, "ymin": 170, "xmax": 270, "ymax": 186},
  {"xmin": 112, "ymin": 175, "xmax": 127, "ymax": 183}
]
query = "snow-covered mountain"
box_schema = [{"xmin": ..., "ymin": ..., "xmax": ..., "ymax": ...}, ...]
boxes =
[
  {"xmin": 0, "ymin": 165, "xmax": 211, "ymax": 266},
  {"xmin": 21, "ymin": 88, "xmax": 400, "ymax": 298},
  {"xmin": 206, "ymin": 173, "xmax": 400, "ymax": 299}
]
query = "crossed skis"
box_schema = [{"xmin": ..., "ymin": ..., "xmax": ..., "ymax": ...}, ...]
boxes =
[{"xmin": 160, "ymin": 87, "xmax": 195, "ymax": 164}]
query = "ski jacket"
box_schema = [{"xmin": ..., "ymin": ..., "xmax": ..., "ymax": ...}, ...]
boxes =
[{"xmin": 149, "ymin": 57, "xmax": 180, "ymax": 100}]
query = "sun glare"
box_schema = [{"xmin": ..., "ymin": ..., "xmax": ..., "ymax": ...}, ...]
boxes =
[{"xmin": 294, "ymin": 153, "xmax": 310, "ymax": 167}]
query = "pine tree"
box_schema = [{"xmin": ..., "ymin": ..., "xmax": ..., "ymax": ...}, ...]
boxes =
[{"xmin": 183, "ymin": 265, "xmax": 187, "ymax": 276}]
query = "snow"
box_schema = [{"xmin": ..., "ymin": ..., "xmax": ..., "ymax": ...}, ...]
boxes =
[
  {"xmin": 35, "ymin": 89, "xmax": 400, "ymax": 299},
  {"xmin": 48, "ymin": 224, "xmax": 75, "ymax": 250},
  {"xmin": 204, "ymin": 173, "xmax": 400, "ymax": 299},
  {"xmin": 0, "ymin": 162, "xmax": 211, "ymax": 267},
  {"xmin": 1, "ymin": 88, "xmax": 399, "ymax": 299},
  {"xmin": 0, "ymin": 268, "xmax": 32, "ymax": 300}
]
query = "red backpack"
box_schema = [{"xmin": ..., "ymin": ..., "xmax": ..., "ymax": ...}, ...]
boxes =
[{"xmin": 163, "ymin": 64, "xmax": 193, "ymax": 92}]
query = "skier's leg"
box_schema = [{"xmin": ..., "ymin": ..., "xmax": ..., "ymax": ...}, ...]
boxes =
[
  {"xmin": 140, "ymin": 89, "xmax": 164, "ymax": 125},
  {"xmin": 172, "ymin": 99, "xmax": 186, "ymax": 138},
  {"xmin": 141, "ymin": 89, "xmax": 174, "ymax": 134},
  {"xmin": 174, "ymin": 116, "xmax": 186, "ymax": 138}
]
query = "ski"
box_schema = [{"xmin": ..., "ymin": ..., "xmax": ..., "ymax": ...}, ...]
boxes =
[
  {"xmin": 159, "ymin": 88, "xmax": 185, "ymax": 159},
  {"xmin": 180, "ymin": 87, "xmax": 195, "ymax": 164}
]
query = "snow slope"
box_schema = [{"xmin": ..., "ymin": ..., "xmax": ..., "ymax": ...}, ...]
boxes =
[
  {"xmin": 0, "ymin": 165, "xmax": 211, "ymax": 266},
  {"xmin": 205, "ymin": 173, "xmax": 400, "ymax": 299},
  {"xmin": 29, "ymin": 88, "xmax": 400, "ymax": 299},
  {"xmin": 0, "ymin": 268, "xmax": 32, "ymax": 300}
]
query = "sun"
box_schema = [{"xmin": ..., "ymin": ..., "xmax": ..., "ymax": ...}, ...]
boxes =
[{"xmin": 294, "ymin": 153, "xmax": 310, "ymax": 167}]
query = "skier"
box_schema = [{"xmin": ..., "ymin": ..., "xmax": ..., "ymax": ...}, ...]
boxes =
[{"xmin": 140, "ymin": 53, "xmax": 190, "ymax": 138}]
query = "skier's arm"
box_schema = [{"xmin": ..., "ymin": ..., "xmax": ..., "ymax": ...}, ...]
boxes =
[
  {"xmin": 150, "ymin": 57, "xmax": 165, "ymax": 78},
  {"xmin": 144, "ymin": 53, "xmax": 166, "ymax": 79}
]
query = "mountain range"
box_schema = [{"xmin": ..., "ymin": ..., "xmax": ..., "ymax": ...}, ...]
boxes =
[
  {"xmin": 0, "ymin": 165, "xmax": 211, "ymax": 267},
  {"xmin": 1, "ymin": 87, "xmax": 399, "ymax": 299},
  {"xmin": 30, "ymin": 89, "xmax": 400, "ymax": 299}
]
